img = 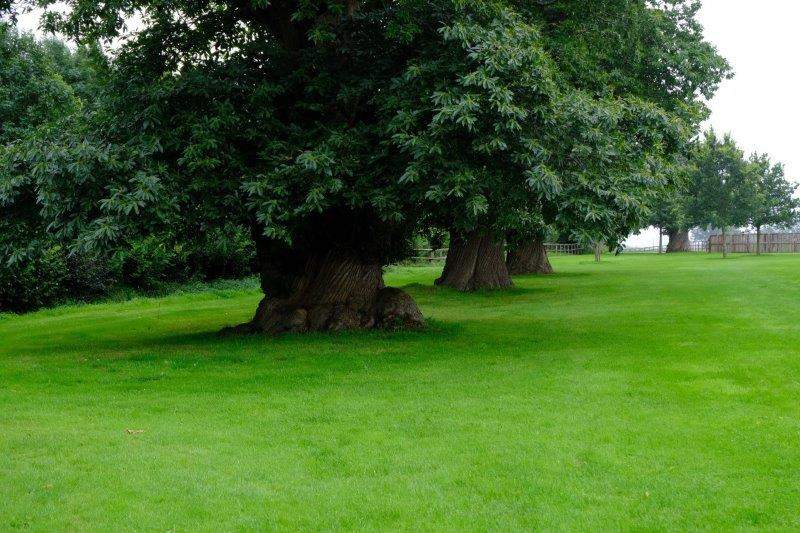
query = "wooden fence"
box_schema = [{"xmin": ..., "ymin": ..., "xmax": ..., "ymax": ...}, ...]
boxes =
[
  {"xmin": 411, "ymin": 248, "xmax": 449, "ymax": 263},
  {"xmin": 410, "ymin": 234, "xmax": 800, "ymax": 261},
  {"xmin": 686, "ymin": 242, "xmax": 708, "ymax": 253},
  {"xmin": 411, "ymin": 242, "xmax": 583, "ymax": 263},
  {"xmin": 622, "ymin": 242, "xmax": 706, "ymax": 254},
  {"xmin": 544, "ymin": 243, "xmax": 583, "ymax": 255},
  {"xmin": 623, "ymin": 245, "xmax": 661, "ymax": 254},
  {"xmin": 708, "ymin": 233, "xmax": 800, "ymax": 254}
]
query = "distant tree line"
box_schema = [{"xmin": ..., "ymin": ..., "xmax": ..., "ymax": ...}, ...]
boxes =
[{"xmin": 650, "ymin": 131, "xmax": 798, "ymax": 257}]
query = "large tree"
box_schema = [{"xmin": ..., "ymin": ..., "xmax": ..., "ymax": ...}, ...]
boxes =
[
  {"xmin": 5, "ymin": 1, "xmax": 437, "ymax": 332},
  {"xmin": 397, "ymin": 0, "xmax": 728, "ymax": 288},
  {"xmin": 503, "ymin": 0, "xmax": 730, "ymax": 267},
  {"xmin": 506, "ymin": 212, "xmax": 553, "ymax": 276},
  {"xmin": 2, "ymin": 0, "xmax": 725, "ymax": 331}
]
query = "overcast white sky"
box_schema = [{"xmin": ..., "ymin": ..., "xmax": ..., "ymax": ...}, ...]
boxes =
[
  {"xmin": 700, "ymin": 0, "xmax": 799, "ymax": 182},
  {"xmin": 17, "ymin": 1, "xmax": 798, "ymax": 246}
]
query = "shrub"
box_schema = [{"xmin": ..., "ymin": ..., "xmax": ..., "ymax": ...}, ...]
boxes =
[
  {"xmin": 118, "ymin": 235, "xmax": 190, "ymax": 291},
  {"xmin": 0, "ymin": 244, "xmax": 122, "ymax": 313},
  {"xmin": 185, "ymin": 224, "xmax": 256, "ymax": 281},
  {"xmin": 0, "ymin": 245, "xmax": 69, "ymax": 313},
  {"xmin": 0, "ymin": 224, "xmax": 257, "ymax": 313}
]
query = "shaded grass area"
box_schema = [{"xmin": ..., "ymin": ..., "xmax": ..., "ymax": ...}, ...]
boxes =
[{"xmin": 2, "ymin": 253, "xmax": 800, "ymax": 529}]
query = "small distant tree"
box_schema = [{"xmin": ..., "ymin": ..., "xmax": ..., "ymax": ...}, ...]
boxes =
[
  {"xmin": 688, "ymin": 131, "xmax": 755, "ymax": 258},
  {"xmin": 747, "ymin": 155, "xmax": 798, "ymax": 254}
]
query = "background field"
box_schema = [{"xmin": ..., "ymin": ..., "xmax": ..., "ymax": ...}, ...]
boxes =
[{"xmin": 2, "ymin": 254, "xmax": 800, "ymax": 530}]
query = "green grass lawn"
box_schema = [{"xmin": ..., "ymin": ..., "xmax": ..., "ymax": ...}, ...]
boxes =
[{"xmin": 3, "ymin": 253, "xmax": 800, "ymax": 530}]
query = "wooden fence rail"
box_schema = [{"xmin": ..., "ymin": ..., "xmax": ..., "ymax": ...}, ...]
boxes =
[
  {"xmin": 411, "ymin": 248, "xmax": 449, "ymax": 263},
  {"xmin": 544, "ymin": 243, "xmax": 583, "ymax": 255},
  {"xmin": 622, "ymin": 242, "xmax": 706, "ymax": 253},
  {"xmin": 708, "ymin": 233, "xmax": 800, "ymax": 254},
  {"xmin": 411, "ymin": 234, "xmax": 800, "ymax": 262},
  {"xmin": 623, "ymin": 246, "xmax": 661, "ymax": 254},
  {"xmin": 411, "ymin": 242, "xmax": 583, "ymax": 263}
]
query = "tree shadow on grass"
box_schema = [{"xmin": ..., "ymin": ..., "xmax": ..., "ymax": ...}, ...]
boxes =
[
  {"xmin": 8, "ymin": 317, "xmax": 465, "ymax": 363},
  {"xmin": 404, "ymin": 282, "xmax": 558, "ymax": 299}
]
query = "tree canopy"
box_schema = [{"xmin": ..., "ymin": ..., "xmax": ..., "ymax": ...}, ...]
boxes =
[
  {"xmin": 1, "ymin": 0, "xmax": 732, "ymax": 329},
  {"xmin": 687, "ymin": 131, "xmax": 755, "ymax": 256},
  {"xmin": 0, "ymin": 23, "xmax": 82, "ymax": 262}
]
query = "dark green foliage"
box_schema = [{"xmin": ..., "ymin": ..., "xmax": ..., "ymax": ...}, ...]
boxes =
[
  {"xmin": 0, "ymin": 24, "xmax": 78, "ymax": 142},
  {"xmin": 117, "ymin": 236, "xmax": 189, "ymax": 292},
  {"xmin": 3, "ymin": 0, "xmax": 729, "ymax": 251},
  {"xmin": 0, "ymin": 23, "xmax": 257, "ymax": 312},
  {"xmin": 185, "ymin": 225, "xmax": 257, "ymax": 281},
  {"xmin": 0, "ymin": 245, "xmax": 115, "ymax": 312},
  {"xmin": 687, "ymin": 131, "xmax": 755, "ymax": 256},
  {"xmin": 117, "ymin": 226, "xmax": 256, "ymax": 292},
  {"xmin": 0, "ymin": 229, "xmax": 256, "ymax": 312},
  {"xmin": 0, "ymin": 246, "xmax": 68, "ymax": 312},
  {"xmin": 1, "ymin": 1, "xmax": 730, "ymax": 313}
]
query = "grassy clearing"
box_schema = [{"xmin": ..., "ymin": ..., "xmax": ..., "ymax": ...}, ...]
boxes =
[{"xmin": 2, "ymin": 253, "xmax": 800, "ymax": 530}]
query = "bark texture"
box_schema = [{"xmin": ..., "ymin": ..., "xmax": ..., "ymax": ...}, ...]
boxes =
[
  {"xmin": 225, "ymin": 253, "xmax": 424, "ymax": 335},
  {"xmin": 506, "ymin": 238, "xmax": 553, "ymax": 275},
  {"xmin": 435, "ymin": 231, "xmax": 513, "ymax": 291},
  {"xmin": 666, "ymin": 229, "xmax": 691, "ymax": 252},
  {"xmin": 223, "ymin": 212, "xmax": 425, "ymax": 335}
]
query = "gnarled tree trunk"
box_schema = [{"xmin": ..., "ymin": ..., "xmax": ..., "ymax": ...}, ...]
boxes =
[
  {"xmin": 506, "ymin": 237, "xmax": 553, "ymax": 275},
  {"xmin": 435, "ymin": 231, "xmax": 513, "ymax": 291},
  {"xmin": 223, "ymin": 212, "xmax": 425, "ymax": 335},
  {"xmin": 666, "ymin": 229, "xmax": 690, "ymax": 253}
]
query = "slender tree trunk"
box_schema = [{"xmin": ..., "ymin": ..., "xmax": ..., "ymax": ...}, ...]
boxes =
[
  {"xmin": 506, "ymin": 237, "xmax": 553, "ymax": 275},
  {"xmin": 722, "ymin": 226, "xmax": 728, "ymax": 258},
  {"xmin": 658, "ymin": 225, "xmax": 663, "ymax": 254},
  {"xmin": 594, "ymin": 242, "xmax": 602, "ymax": 262},
  {"xmin": 436, "ymin": 231, "xmax": 513, "ymax": 291},
  {"xmin": 666, "ymin": 229, "xmax": 691, "ymax": 253},
  {"xmin": 756, "ymin": 225, "xmax": 761, "ymax": 256}
]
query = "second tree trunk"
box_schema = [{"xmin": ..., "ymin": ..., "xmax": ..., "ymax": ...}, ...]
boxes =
[
  {"xmin": 666, "ymin": 229, "xmax": 691, "ymax": 253},
  {"xmin": 506, "ymin": 238, "xmax": 553, "ymax": 275},
  {"xmin": 436, "ymin": 231, "xmax": 513, "ymax": 291}
]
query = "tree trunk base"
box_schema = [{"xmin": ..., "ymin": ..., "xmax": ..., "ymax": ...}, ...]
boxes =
[
  {"xmin": 436, "ymin": 231, "xmax": 513, "ymax": 291},
  {"xmin": 506, "ymin": 238, "xmax": 553, "ymax": 275},
  {"xmin": 222, "ymin": 254, "xmax": 425, "ymax": 336},
  {"xmin": 666, "ymin": 229, "xmax": 691, "ymax": 253}
]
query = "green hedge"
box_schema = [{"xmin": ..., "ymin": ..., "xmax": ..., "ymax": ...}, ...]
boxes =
[{"xmin": 0, "ymin": 225, "xmax": 256, "ymax": 313}]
